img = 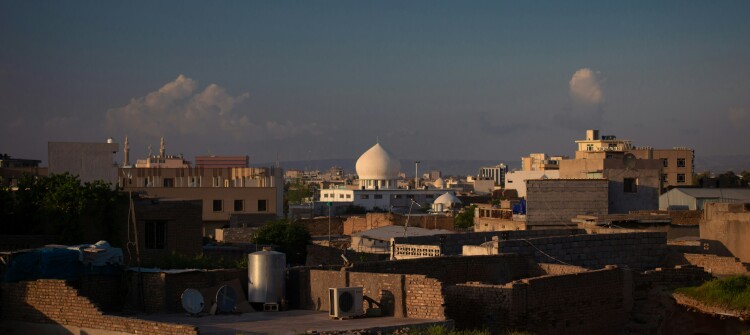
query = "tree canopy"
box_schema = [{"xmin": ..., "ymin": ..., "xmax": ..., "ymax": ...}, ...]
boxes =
[{"xmin": 252, "ymin": 218, "xmax": 311, "ymax": 265}]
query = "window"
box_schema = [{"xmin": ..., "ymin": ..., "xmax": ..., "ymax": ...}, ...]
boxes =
[
  {"xmin": 339, "ymin": 194, "xmax": 344, "ymax": 198},
  {"xmin": 257, "ymin": 199, "xmax": 267, "ymax": 212},
  {"xmin": 234, "ymin": 200, "xmax": 244, "ymax": 212},
  {"xmin": 374, "ymin": 194, "xmax": 383, "ymax": 199},
  {"xmin": 662, "ymin": 174, "xmax": 668, "ymax": 183},
  {"xmin": 586, "ymin": 144, "xmax": 594, "ymax": 151},
  {"xmin": 323, "ymin": 194, "xmax": 329, "ymax": 198},
  {"xmin": 677, "ymin": 174, "xmax": 686, "ymax": 183},
  {"xmin": 163, "ymin": 178, "xmax": 174, "ymax": 187},
  {"xmin": 663, "ymin": 159, "xmax": 668, "ymax": 167},
  {"xmin": 624, "ymin": 178, "xmax": 638, "ymax": 193},
  {"xmin": 360, "ymin": 195, "xmax": 369, "ymax": 199},
  {"xmin": 677, "ymin": 158, "xmax": 686, "ymax": 167},
  {"xmin": 145, "ymin": 221, "xmax": 166, "ymax": 249},
  {"xmin": 426, "ymin": 194, "xmax": 434, "ymax": 199},
  {"xmin": 608, "ymin": 143, "xmax": 618, "ymax": 149},
  {"xmin": 212, "ymin": 199, "xmax": 223, "ymax": 212},
  {"xmin": 346, "ymin": 194, "xmax": 351, "ymax": 199}
]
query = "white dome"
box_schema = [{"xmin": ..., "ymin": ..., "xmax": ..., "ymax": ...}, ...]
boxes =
[
  {"xmin": 355, "ymin": 143, "xmax": 401, "ymax": 181},
  {"xmin": 434, "ymin": 192, "xmax": 462, "ymax": 208}
]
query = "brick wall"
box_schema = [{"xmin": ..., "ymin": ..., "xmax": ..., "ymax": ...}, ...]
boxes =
[
  {"xmin": 298, "ymin": 216, "xmax": 345, "ymax": 236},
  {"xmin": 475, "ymin": 232, "xmax": 668, "ymax": 270},
  {"xmin": 350, "ymin": 254, "xmax": 534, "ymax": 285},
  {"xmin": 129, "ymin": 199, "xmax": 203, "ymax": 265},
  {"xmin": 2, "ymin": 279, "xmax": 197, "ymax": 335},
  {"xmin": 128, "ymin": 269, "xmax": 247, "ymax": 313},
  {"xmin": 343, "ymin": 213, "xmax": 455, "ymax": 235},
  {"xmin": 392, "ymin": 229, "xmax": 585, "ymax": 256},
  {"xmin": 305, "ymin": 244, "xmax": 389, "ymax": 266},
  {"xmin": 680, "ymin": 254, "xmax": 749, "ymax": 276},
  {"xmin": 306, "ymin": 270, "xmax": 445, "ymax": 319},
  {"xmin": 74, "ymin": 275, "xmax": 123, "ymax": 312},
  {"xmin": 445, "ymin": 267, "xmax": 627, "ymax": 334},
  {"xmin": 215, "ymin": 227, "xmax": 258, "ymax": 243}
]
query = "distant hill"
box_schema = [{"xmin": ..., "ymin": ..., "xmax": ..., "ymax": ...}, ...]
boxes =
[
  {"xmin": 695, "ymin": 155, "xmax": 750, "ymax": 174},
  {"xmin": 255, "ymin": 159, "xmax": 516, "ymax": 177}
]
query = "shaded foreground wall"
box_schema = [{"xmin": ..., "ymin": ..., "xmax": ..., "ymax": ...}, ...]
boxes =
[
  {"xmin": 1, "ymin": 279, "xmax": 197, "ymax": 335},
  {"xmin": 464, "ymin": 232, "xmax": 669, "ymax": 270},
  {"xmin": 445, "ymin": 266, "xmax": 627, "ymax": 335},
  {"xmin": 701, "ymin": 202, "xmax": 750, "ymax": 262}
]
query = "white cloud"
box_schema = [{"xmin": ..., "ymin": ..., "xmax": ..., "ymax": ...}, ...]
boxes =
[
  {"xmin": 105, "ymin": 74, "xmax": 319, "ymax": 143},
  {"xmin": 569, "ymin": 68, "xmax": 604, "ymax": 105}
]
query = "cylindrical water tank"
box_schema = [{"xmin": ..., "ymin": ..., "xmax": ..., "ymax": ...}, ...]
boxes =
[{"xmin": 248, "ymin": 248, "xmax": 286, "ymax": 304}]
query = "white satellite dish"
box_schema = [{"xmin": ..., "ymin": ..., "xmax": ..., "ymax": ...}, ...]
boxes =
[{"xmin": 181, "ymin": 288, "xmax": 205, "ymax": 315}]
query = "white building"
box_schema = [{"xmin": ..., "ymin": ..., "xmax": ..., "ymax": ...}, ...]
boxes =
[
  {"xmin": 504, "ymin": 170, "xmax": 560, "ymax": 198},
  {"xmin": 478, "ymin": 163, "xmax": 508, "ymax": 187}
]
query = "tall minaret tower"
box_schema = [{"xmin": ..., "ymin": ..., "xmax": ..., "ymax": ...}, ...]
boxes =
[
  {"xmin": 159, "ymin": 136, "xmax": 166, "ymax": 158},
  {"xmin": 124, "ymin": 136, "xmax": 130, "ymax": 166}
]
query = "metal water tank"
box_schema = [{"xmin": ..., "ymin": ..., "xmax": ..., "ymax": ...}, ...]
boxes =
[{"xmin": 248, "ymin": 248, "xmax": 286, "ymax": 304}]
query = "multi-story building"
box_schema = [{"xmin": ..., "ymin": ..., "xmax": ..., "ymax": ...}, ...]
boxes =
[
  {"xmin": 48, "ymin": 140, "xmax": 119, "ymax": 184},
  {"xmin": 574, "ymin": 130, "xmax": 694, "ymax": 190},
  {"xmin": 195, "ymin": 155, "xmax": 249, "ymax": 168},
  {"xmin": 521, "ymin": 153, "xmax": 567, "ymax": 171},
  {"xmin": 478, "ymin": 163, "xmax": 508, "ymax": 187},
  {"xmin": 0, "ymin": 154, "xmax": 46, "ymax": 188}
]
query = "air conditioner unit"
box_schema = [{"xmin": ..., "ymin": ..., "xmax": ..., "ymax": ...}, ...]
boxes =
[{"xmin": 329, "ymin": 287, "xmax": 363, "ymax": 319}]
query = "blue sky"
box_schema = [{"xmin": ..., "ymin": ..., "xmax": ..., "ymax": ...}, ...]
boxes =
[{"xmin": 1, "ymin": 1, "xmax": 749, "ymax": 166}]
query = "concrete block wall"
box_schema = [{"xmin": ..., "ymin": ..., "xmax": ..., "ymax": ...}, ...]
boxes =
[
  {"xmin": 526, "ymin": 179, "xmax": 608, "ymax": 228},
  {"xmin": 392, "ymin": 229, "xmax": 585, "ymax": 256},
  {"xmin": 350, "ymin": 254, "xmax": 534, "ymax": 285},
  {"xmin": 215, "ymin": 227, "xmax": 258, "ymax": 243},
  {"xmin": 680, "ymin": 254, "xmax": 749, "ymax": 276},
  {"xmin": 487, "ymin": 232, "xmax": 668, "ymax": 270},
  {"xmin": 343, "ymin": 213, "xmax": 454, "ymax": 235},
  {"xmin": 1, "ymin": 279, "xmax": 197, "ymax": 335},
  {"xmin": 298, "ymin": 216, "xmax": 345, "ymax": 236},
  {"xmin": 306, "ymin": 244, "xmax": 389, "ymax": 266}
]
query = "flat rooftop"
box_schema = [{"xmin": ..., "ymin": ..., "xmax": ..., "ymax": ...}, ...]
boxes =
[{"xmin": 138, "ymin": 310, "xmax": 450, "ymax": 335}]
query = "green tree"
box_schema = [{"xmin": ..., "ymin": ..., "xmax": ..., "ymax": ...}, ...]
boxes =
[
  {"xmin": 252, "ymin": 219, "xmax": 311, "ymax": 265},
  {"xmin": 454, "ymin": 205, "xmax": 477, "ymax": 229}
]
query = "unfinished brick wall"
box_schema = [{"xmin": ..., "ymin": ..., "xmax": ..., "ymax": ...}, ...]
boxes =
[
  {"xmin": 350, "ymin": 254, "xmax": 534, "ymax": 285},
  {"xmin": 680, "ymin": 254, "xmax": 749, "ymax": 276},
  {"xmin": 1, "ymin": 279, "xmax": 197, "ymax": 335},
  {"xmin": 306, "ymin": 270, "xmax": 446, "ymax": 320},
  {"xmin": 445, "ymin": 267, "xmax": 627, "ymax": 335},
  {"xmin": 215, "ymin": 227, "xmax": 258, "ymax": 243},
  {"xmin": 404, "ymin": 275, "xmax": 445, "ymax": 319},
  {"xmin": 298, "ymin": 216, "xmax": 345, "ymax": 236},
  {"xmin": 128, "ymin": 199, "xmax": 203, "ymax": 265},
  {"xmin": 526, "ymin": 179, "xmax": 608, "ymax": 228}
]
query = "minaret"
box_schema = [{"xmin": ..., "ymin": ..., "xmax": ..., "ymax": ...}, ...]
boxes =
[
  {"xmin": 159, "ymin": 137, "xmax": 166, "ymax": 158},
  {"xmin": 124, "ymin": 136, "xmax": 130, "ymax": 166}
]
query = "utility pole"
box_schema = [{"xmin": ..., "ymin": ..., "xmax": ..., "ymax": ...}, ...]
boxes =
[
  {"xmin": 327, "ymin": 201, "xmax": 332, "ymax": 245},
  {"xmin": 414, "ymin": 161, "xmax": 420, "ymax": 189}
]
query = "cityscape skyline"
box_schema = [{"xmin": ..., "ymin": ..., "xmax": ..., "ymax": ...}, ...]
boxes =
[{"xmin": 2, "ymin": 1, "xmax": 749, "ymax": 166}]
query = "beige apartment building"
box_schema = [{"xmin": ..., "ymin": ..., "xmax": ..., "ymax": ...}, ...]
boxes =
[
  {"xmin": 574, "ymin": 130, "xmax": 694, "ymax": 190},
  {"xmin": 521, "ymin": 153, "xmax": 567, "ymax": 171}
]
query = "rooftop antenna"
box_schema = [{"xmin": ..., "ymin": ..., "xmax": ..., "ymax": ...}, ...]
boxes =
[
  {"xmin": 404, "ymin": 199, "xmax": 422, "ymax": 238},
  {"xmin": 159, "ymin": 136, "xmax": 166, "ymax": 157}
]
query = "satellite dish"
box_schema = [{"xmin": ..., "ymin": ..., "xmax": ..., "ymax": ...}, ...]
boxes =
[
  {"xmin": 216, "ymin": 285, "xmax": 237, "ymax": 313},
  {"xmin": 181, "ymin": 288, "xmax": 205, "ymax": 314}
]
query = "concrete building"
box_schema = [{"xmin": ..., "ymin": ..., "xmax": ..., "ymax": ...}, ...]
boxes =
[
  {"xmin": 48, "ymin": 140, "xmax": 119, "ymax": 184},
  {"xmin": 701, "ymin": 202, "xmax": 750, "ymax": 263},
  {"xmin": 660, "ymin": 188, "xmax": 750, "ymax": 210},
  {"xmin": 120, "ymin": 165, "xmax": 283, "ymax": 236},
  {"xmin": 521, "ymin": 153, "xmax": 567, "ymax": 171},
  {"xmin": 574, "ymin": 129, "xmax": 695, "ymax": 189},
  {"xmin": 0, "ymin": 154, "xmax": 46, "ymax": 187},
  {"xmin": 478, "ymin": 163, "xmax": 508, "ymax": 187},
  {"xmin": 128, "ymin": 199, "xmax": 203, "ymax": 264},
  {"xmin": 526, "ymin": 179, "xmax": 608, "ymax": 229},
  {"xmin": 195, "ymin": 156, "xmax": 249, "ymax": 168},
  {"xmin": 559, "ymin": 152, "xmax": 661, "ymax": 213},
  {"xmin": 350, "ymin": 225, "xmax": 454, "ymax": 253},
  {"xmin": 504, "ymin": 170, "xmax": 560, "ymax": 198},
  {"xmin": 133, "ymin": 137, "xmax": 190, "ymax": 168}
]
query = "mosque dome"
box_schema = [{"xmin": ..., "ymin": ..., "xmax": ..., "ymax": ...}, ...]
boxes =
[
  {"xmin": 434, "ymin": 192, "xmax": 462, "ymax": 208},
  {"xmin": 433, "ymin": 177, "xmax": 445, "ymax": 189},
  {"xmin": 355, "ymin": 143, "xmax": 401, "ymax": 181}
]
